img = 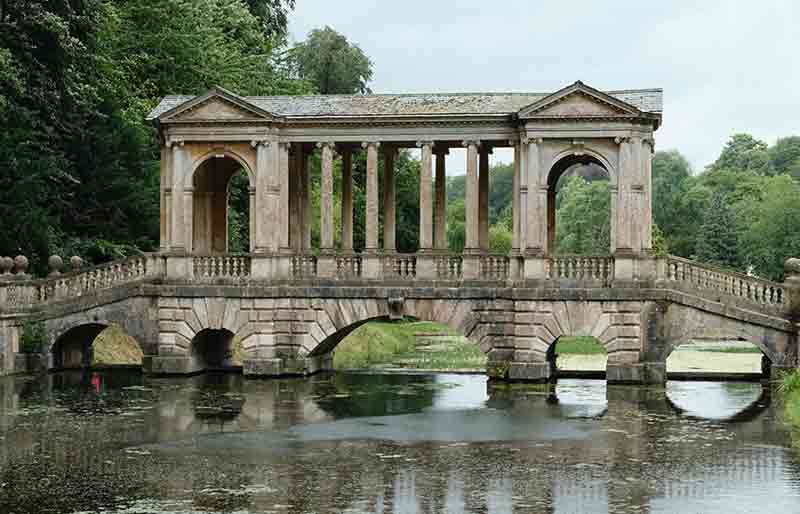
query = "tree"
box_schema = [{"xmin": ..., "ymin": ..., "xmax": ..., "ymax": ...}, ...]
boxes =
[
  {"xmin": 489, "ymin": 224, "xmax": 512, "ymax": 254},
  {"xmin": 769, "ymin": 136, "xmax": 800, "ymax": 180},
  {"xmin": 242, "ymin": 0, "xmax": 295, "ymax": 38},
  {"xmin": 291, "ymin": 26, "xmax": 373, "ymax": 94},
  {"xmin": 737, "ymin": 175, "xmax": 800, "ymax": 280},
  {"xmin": 694, "ymin": 191, "xmax": 739, "ymax": 268},
  {"xmin": 709, "ymin": 133, "xmax": 770, "ymax": 174},
  {"xmin": 446, "ymin": 200, "xmax": 466, "ymax": 253},
  {"xmin": 554, "ymin": 176, "xmax": 611, "ymax": 255}
]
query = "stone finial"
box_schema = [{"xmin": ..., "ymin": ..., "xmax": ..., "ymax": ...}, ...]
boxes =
[
  {"xmin": 0, "ymin": 257, "xmax": 12, "ymax": 276},
  {"xmin": 70, "ymin": 256, "xmax": 83, "ymax": 271},
  {"xmin": 13, "ymin": 255, "xmax": 29, "ymax": 277},
  {"xmin": 785, "ymin": 258, "xmax": 800, "ymax": 279},
  {"xmin": 48, "ymin": 255, "xmax": 64, "ymax": 276}
]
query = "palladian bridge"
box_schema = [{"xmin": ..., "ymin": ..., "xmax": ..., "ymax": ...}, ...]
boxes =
[{"xmin": 0, "ymin": 81, "xmax": 798, "ymax": 383}]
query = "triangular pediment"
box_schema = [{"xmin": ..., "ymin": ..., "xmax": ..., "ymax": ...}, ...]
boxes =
[
  {"xmin": 158, "ymin": 87, "xmax": 276, "ymax": 123},
  {"xmin": 518, "ymin": 81, "xmax": 642, "ymax": 119}
]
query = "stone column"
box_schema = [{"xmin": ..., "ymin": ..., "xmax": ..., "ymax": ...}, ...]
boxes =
[
  {"xmin": 434, "ymin": 148, "xmax": 449, "ymax": 251},
  {"xmin": 169, "ymin": 140, "xmax": 186, "ymax": 252},
  {"xmin": 289, "ymin": 145, "xmax": 301, "ymax": 251},
  {"xmin": 278, "ymin": 143, "xmax": 290, "ymax": 251},
  {"xmin": 319, "ymin": 142, "xmax": 335, "ymax": 251},
  {"xmin": 463, "ymin": 140, "xmax": 480, "ymax": 279},
  {"xmin": 317, "ymin": 142, "xmax": 336, "ymax": 277},
  {"xmin": 524, "ymin": 138, "xmax": 547, "ymax": 279},
  {"xmin": 363, "ymin": 142, "xmax": 381, "ymax": 278},
  {"xmin": 418, "ymin": 141, "xmax": 434, "ymax": 251},
  {"xmin": 159, "ymin": 145, "xmax": 169, "ymax": 250},
  {"xmin": 478, "ymin": 145, "xmax": 491, "ymax": 252},
  {"xmin": 252, "ymin": 140, "xmax": 271, "ymax": 253},
  {"xmin": 614, "ymin": 136, "xmax": 636, "ymax": 280},
  {"xmin": 511, "ymin": 140, "xmax": 521, "ymax": 253},
  {"xmin": 341, "ymin": 147, "xmax": 353, "ymax": 252},
  {"xmin": 463, "ymin": 140, "xmax": 480, "ymax": 252},
  {"xmin": 302, "ymin": 148, "xmax": 312, "ymax": 251},
  {"xmin": 383, "ymin": 147, "xmax": 396, "ymax": 252}
]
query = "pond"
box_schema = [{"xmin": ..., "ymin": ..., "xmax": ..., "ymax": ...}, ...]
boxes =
[{"xmin": 0, "ymin": 371, "xmax": 798, "ymax": 513}]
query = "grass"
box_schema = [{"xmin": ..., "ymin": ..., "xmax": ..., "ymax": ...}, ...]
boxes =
[
  {"xmin": 778, "ymin": 370, "xmax": 800, "ymax": 448},
  {"xmin": 92, "ymin": 325, "xmax": 144, "ymax": 365},
  {"xmin": 554, "ymin": 336, "xmax": 607, "ymax": 355},
  {"xmin": 333, "ymin": 319, "xmax": 485, "ymax": 370}
]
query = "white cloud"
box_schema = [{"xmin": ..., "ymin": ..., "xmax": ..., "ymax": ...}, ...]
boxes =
[{"xmin": 289, "ymin": 0, "xmax": 800, "ymax": 170}]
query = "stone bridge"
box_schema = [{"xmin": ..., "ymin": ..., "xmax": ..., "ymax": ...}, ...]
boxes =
[
  {"xmin": 0, "ymin": 252, "xmax": 797, "ymax": 383},
  {"xmin": 0, "ymin": 80, "xmax": 798, "ymax": 382}
]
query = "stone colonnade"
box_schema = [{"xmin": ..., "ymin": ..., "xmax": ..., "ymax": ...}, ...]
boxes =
[{"xmin": 283, "ymin": 141, "xmax": 500, "ymax": 257}]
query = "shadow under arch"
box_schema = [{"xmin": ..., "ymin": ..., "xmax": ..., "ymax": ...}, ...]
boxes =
[
  {"xmin": 545, "ymin": 150, "xmax": 613, "ymax": 255},
  {"xmin": 50, "ymin": 323, "xmax": 144, "ymax": 370},
  {"xmin": 665, "ymin": 382, "xmax": 771, "ymax": 423},
  {"xmin": 191, "ymin": 328, "xmax": 239, "ymax": 371}
]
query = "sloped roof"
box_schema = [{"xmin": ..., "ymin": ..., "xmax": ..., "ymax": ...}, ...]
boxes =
[{"xmin": 147, "ymin": 88, "xmax": 662, "ymax": 120}]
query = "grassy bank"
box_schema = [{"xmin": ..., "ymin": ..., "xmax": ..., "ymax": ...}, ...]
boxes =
[
  {"xmin": 333, "ymin": 320, "xmax": 486, "ymax": 370},
  {"xmin": 780, "ymin": 371, "xmax": 800, "ymax": 441}
]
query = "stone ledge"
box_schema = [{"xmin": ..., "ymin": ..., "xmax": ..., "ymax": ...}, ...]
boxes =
[
  {"xmin": 143, "ymin": 355, "xmax": 203, "ymax": 375},
  {"xmin": 606, "ymin": 362, "xmax": 665, "ymax": 384}
]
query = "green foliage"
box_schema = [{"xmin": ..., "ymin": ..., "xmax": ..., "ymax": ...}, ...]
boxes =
[
  {"xmin": 651, "ymin": 224, "xmax": 669, "ymax": 257},
  {"xmin": 554, "ymin": 176, "xmax": 611, "ymax": 255},
  {"xmin": 694, "ymin": 191, "xmax": 739, "ymax": 268},
  {"xmin": 555, "ymin": 336, "xmax": 607, "ymax": 355},
  {"xmin": 20, "ymin": 322, "xmax": 46, "ymax": 354},
  {"xmin": 488, "ymin": 224, "xmax": 512, "ymax": 254},
  {"xmin": 446, "ymin": 199, "xmax": 466, "ymax": 253},
  {"xmin": 227, "ymin": 172, "xmax": 251, "ymax": 253},
  {"xmin": 769, "ymin": 136, "xmax": 800, "ymax": 180},
  {"xmin": 709, "ymin": 133, "xmax": 770, "ymax": 174},
  {"xmin": 291, "ymin": 26, "xmax": 373, "ymax": 94}
]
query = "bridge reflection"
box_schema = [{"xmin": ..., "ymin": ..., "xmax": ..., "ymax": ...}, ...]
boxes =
[{"xmin": 0, "ymin": 372, "xmax": 796, "ymax": 513}]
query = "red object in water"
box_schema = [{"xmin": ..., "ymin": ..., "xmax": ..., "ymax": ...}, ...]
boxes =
[{"xmin": 91, "ymin": 373, "xmax": 101, "ymax": 393}]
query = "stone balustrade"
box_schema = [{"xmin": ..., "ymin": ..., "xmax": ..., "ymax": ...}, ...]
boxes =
[
  {"xmin": 436, "ymin": 255, "xmax": 463, "ymax": 280},
  {"xmin": 383, "ymin": 254, "xmax": 416, "ymax": 279},
  {"xmin": 547, "ymin": 255, "xmax": 615, "ymax": 281},
  {"xmin": 665, "ymin": 256, "xmax": 784, "ymax": 307},
  {"xmin": 335, "ymin": 254, "xmax": 362, "ymax": 279},
  {"xmin": 192, "ymin": 255, "xmax": 251, "ymax": 279},
  {"xmin": 0, "ymin": 254, "xmax": 154, "ymax": 310},
  {"xmin": 2, "ymin": 252, "xmax": 798, "ymax": 322},
  {"xmin": 291, "ymin": 254, "xmax": 318, "ymax": 278}
]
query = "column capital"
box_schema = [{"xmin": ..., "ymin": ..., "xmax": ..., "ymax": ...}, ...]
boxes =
[
  {"xmin": 614, "ymin": 136, "xmax": 632, "ymax": 145},
  {"xmin": 416, "ymin": 140, "xmax": 435, "ymax": 149},
  {"xmin": 166, "ymin": 138, "xmax": 185, "ymax": 149},
  {"xmin": 250, "ymin": 139, "xmax": 270, "ymax": 148},
  {"xmin": 519, "ymin": 136, "xmax": 543, "ymax": 146},
  {"xmin": 643, "ymin": 137, "xmax": 656, "ymax": 152},
  {"xmin": 461, "ymin": 139, "xmax": 481, "ymax": 148},
  {"xmin": 361, "ymin": 141, "xmax": 381, "ymax": 149},
  {"xmin": 316, "ymin": 141, "xmax": 336, "ymax": 152},
  {"xmin": 278, "ymin": 141, "xmax": 291, "ymax": 149}
]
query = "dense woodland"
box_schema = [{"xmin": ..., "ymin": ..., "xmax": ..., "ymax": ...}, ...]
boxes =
[{"xmin": 1, "ymin": 1, "xmax": 799, "ymax": 281}]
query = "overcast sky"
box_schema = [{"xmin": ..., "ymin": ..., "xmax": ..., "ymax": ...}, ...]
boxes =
[{"xmin": 288, "ymin": 0, "xmax": 800, "ymax": 174}]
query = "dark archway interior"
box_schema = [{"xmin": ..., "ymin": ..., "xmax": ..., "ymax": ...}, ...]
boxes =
[
  {"xmin": 51, "ymin": 323, "xmax": 108, "ymax": 369},
  {"xmin": 192, "ymin": 328, "xmax": 236, "ymax": 369},
  {"xmin": 546, "ymin": 154, "xmax": 610, "ymax": 255},
  {"xmin": 192, "ymin": 156, "xmax": 250, "ymax": 253}
]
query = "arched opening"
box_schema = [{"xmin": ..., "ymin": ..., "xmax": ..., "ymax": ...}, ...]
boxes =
[
  {"xmin": 665, "ymin": 339, "xmax": 769, "ymax": 380},
  {"xmin": 192, "ymin": 155, "xmax": 253, "ymax": 253},
  {"xmin": 330, "ymin": 318, "xmax": 486, "ymax": 372},
  {"xmin": 51, "ymin": 324, "xmax": 144, "ymax": 370},
  {"xmin": 547, "ymin": 154, "xmax": 612, "ymax": 256},
  {"xmin": 190, "ymin": 328, "xmax": 242, "ymax": 372},
  {"xmin": 546, "ymin": 336, "xmax": 608, "ymax": 380}
]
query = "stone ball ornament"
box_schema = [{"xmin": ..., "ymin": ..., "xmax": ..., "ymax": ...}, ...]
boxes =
[
  {"xmin": 786, "ymin": 257, "xmax": 800, "ymax": 276},
  {"xmin": 0, "ymin": 256, "xmax": 12, "ymax": 275},
  {"xmin": 14, "ymin": 255, "xmax": 29, "ymax": 275},
  {"xmin": 48, "ymin": 255, "xmax": 64, "ymax": 275},
  {"xmin": 70, "ymin": 256, "xmax": 83, "ymax": 271}
]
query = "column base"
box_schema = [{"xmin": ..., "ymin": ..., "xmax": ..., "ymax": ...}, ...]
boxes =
[
  {"xmin": 362, "ymin": 252, "xmax": 382, "ymax": 279},
  {"xmin": 523, "ymin": 254, "xmax": 547, "ymax": 280},
  {"xmin": 606, "ymin": 362, "xmax": 665, "ymax": 384},
  {"xmin": 242, "ymin": 356, "xmax": 332, "ymax": 377},
  {"xmin": 143, "ymin": 355, "xmax": 204, "ymax": 375}
]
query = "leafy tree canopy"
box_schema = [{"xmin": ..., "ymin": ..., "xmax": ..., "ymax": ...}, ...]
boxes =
[{"xmin": 291, "ymin": 26, "xmax": 373, "ymax": 94}]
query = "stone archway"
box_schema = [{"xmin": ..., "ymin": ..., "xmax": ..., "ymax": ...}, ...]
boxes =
[
  {"xmin": 545, "ymin": 150, "xmax": 614, "ymax": 256},
  {"xmin": 188, "ymin": 151, "xmax": 255, "ymax": 254}
]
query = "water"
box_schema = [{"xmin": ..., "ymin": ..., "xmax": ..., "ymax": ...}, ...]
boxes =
[{"xmin": 1, "ymin": 371, "xmax": 798, "ymax": 513}]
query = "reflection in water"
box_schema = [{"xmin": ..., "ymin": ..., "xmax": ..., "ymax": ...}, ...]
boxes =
[{"xmin": 0, "ymin": 371, "xmax": 798, "ymax": 514}]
